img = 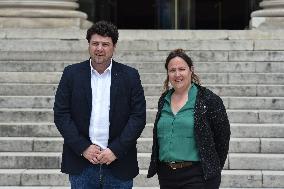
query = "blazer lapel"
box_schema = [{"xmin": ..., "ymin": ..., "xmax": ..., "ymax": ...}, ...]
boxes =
[
  {"xmin": 109, "ymin": 62, "xmax": 120, "ymax": 119},
  {"xmin": 80, "ymin": 60, "xmax": 92, "ymax": 111}
]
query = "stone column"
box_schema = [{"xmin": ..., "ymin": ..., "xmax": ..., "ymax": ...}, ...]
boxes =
[
  {"xmin": 0, "ymin": 0, "xmax": 92, "ymax": 28},
  {"xmin": 250, "ymin": 0, "xmax": 284, "ymax": 29}
]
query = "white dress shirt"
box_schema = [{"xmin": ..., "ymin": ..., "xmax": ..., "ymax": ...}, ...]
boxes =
[{"xmin": 89, "ymin": 59, "xmax": 112, "ymax": 149}]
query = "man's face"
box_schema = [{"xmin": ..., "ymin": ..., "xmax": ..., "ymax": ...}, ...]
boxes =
[{"xmin": 88, "ymin": 34, "xmax": 116, "ymax": 68}]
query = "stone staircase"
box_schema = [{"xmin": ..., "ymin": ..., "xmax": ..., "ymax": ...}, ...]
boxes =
[{"xmin": 0, "ymin": 28, "xmax": 284, "ymax": 188}]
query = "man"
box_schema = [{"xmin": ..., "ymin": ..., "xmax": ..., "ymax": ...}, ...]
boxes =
[{"xmin": 53, "ymin": 21, "xmax": 146, "ymax": 189}]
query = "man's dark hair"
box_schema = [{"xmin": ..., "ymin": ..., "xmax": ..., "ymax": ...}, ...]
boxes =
[{"xmin": 86, "ymin": 20, "xmax": 119, "ymax": 45}]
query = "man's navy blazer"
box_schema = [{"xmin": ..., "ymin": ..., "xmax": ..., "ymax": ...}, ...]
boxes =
[{"xmin": 53, "ymin": 59, "xmax": 146, "ymax": 180}]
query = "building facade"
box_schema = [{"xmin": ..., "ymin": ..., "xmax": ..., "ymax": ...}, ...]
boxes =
[
  {"xmin": 79, "ymin": 0, "xmax": 260, "ymax": 29},
  {"xmin": 78, "ymin": 0, "xmax": 261, "ymax": 29},
  {"xmin": 0, "ymin": 0, "xmax": 284, "ymax": 30}
]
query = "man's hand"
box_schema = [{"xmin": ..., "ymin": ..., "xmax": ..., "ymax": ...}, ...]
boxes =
[
  {"xmin": 82, "ymin": 144, "xmax": 101, "ymax": 164},
  {"xmin": 97, "ymin": 148, "xmax": 117, "ymax": 165}
]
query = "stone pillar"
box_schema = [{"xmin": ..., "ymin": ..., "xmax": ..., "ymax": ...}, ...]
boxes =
[
  {"xmin": 250, "ymin": 0, "xmax": 284, "ymax": 29},
  {"xmin": 0, "ymin": 0, "xmax": 92, "ymax": 28}
]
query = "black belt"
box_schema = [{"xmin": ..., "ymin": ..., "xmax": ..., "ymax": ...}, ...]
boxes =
[{"xmin": 161, "ymin": 161, "xmax": 199, "ymax": 170}]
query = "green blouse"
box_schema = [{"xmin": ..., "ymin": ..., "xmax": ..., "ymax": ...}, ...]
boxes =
[{"xmin": 157, "ymin": 84, "xmax": 200, "ymax": 162}]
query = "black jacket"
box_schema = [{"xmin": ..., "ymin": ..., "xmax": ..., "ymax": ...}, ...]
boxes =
[
  {"xmin": 147, "ymin": 84, "xmax": 230, "ymax": 180},
  {"xmin": 54, "ymin": 60, "xmax": 146, "ymax": 180}
]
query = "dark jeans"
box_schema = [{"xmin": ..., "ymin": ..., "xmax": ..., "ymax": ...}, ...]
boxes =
[
  {"xmin": 69, "ymin": 164, "xmax": 133, "ymax": 189},
  {"xmin": 158, "ymin": 162, "xmax": 221, "ymax": 189}
]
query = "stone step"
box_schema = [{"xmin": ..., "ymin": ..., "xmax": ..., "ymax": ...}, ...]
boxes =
[
  {"xmin": 144, "ymin": 84, "xmax": 284, "ymax": 97},
  {"xmin": 0, "ymin": 109, "xmax": 53, "ymax": 123},
  {"xmin": 229, "ymin": 123, "xmax": 284, "ymax": 138},
  {"xmin": 0, "ymin": 152, "xmax": 284, "ymax": 170},
  {"xmin": 159, "ymin": 39, "xmax": 284, "ymax": 51},
  {"xmin": 228, "ymin": 153, "xmax": 284, "ymax": 170},
  {"xmin": 220, "ymin": 170, "xmax": 284, "ymax": 188},
  {"xmin": 4, "ymin": 38, "xmax": 273, "ymax": 52},
  {"xmin": 0, "ymin": 28, "xmax": 86, "ymax": 40},
  {"xmin": 0, "ymin": 152, "xmax": 61, "ymax": 169},
  {"xmin": 141, "ymin": 73, "xmax": 284, "ymax": 85},
  {"xmin": 223, "ymin": 97, "xmax": 284, "ymax": 110},
  {"xmin": 114, "ymin": 50, "xmax": 284, "ymax": 62},
  {"xmin": 0, "ymin": 51, "xmax": 88, "ymax": 61},
  {"xmin": 1, "ymin": 61, "xmax": 284, "ymax": 74},
  {"xmin": 0, "ymin": 108, "xmax": 283, "ymax": 124},
  {"xmin": 0, "ymin": 61, "xmax": 71, "ymax": 72},
  {"xmin": 229, "ymin": 138, "xmax": 284, "ymax": 153},
  {"xmin": 0, "ymin": 72, "xmax": 283, "ymax": 85},
  {"xmin": 153, "ymin": 39, "xmax": 254, "ymax": 51},
  {"xmin": 0, "ymin": 123, "xmax": 60, "ymax": 137},
  {"xmin": 0, "ymin": 72, "xmax": 61, "ymax": 84},
  {"xmin": 0, "ymin": 39, "xmax": 87, "ymax": 52},
  {"xmin": 0, "ymin": 169, "xmax": 283, "ymax": 187},
  {"xmin": 1, "ymin": 137, "xmax": 283, "ymax": 154},
  {"xmin": 228, "ymin": 51, "xmax": 284, "ymax": 62},
  {"xmin": 146, "ymin": 109, "xmax": 284, "ymax": 124},
  {"xmin": 2, "ymin": 50, "xmax": 284, "ymax": 62},
  {"xmin": 130, "ymin": 61, "xmax": 284, "ymax": 75},
  {"xmin": 0, "ymin": 96, "xmax": 54, "ymax": 109},
  {"xmin": 142, "ymin": 123, "xmax": 284, "ymax": 138},
  {"xmin": 147, "ymin": 96, "xmax": 284, "ymax": 110},
  {"xmin": 1, "ymin": 96, "xmax": 284, "ymax": 110},
  {"xmin": 0, "ymin": 137, "xmax": 63, "ymax": 152},
  {"xmin": 118, "ymin": 30, "xmax": 284, "ymax": 41},
  {"xmin": 0, "ymin": 84, "xmax": 283, "ymax": 97},
  {"xmin": 2, "ymin": 28, "xmax": 284, "ymax": 40},
  {"xmin": 0, "ymin": 84, "xmax": 57, "ymax": 96},
  {"xmin": 0, "ymin": 123, "xmax": 283, "ymax": 138},
  {"xmin": 193, "ymin": 61, "xmax": 284, "ymax": 74}
]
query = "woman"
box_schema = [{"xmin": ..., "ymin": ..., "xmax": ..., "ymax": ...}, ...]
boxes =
[{"xmin": 147, "ymin": 49, "xmax": 230, "ymax": 189}]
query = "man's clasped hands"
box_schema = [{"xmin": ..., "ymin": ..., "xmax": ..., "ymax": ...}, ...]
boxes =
[{"xmin": 82, "ymin": 144, "xmax": 117, "ymax": 165}]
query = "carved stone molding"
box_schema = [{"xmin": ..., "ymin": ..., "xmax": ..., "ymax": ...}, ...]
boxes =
[
  {"xmin": 250, "ymin": 0, "xmax": 284, "ymax": 29},
  {"xmin": 0, "ymin": 0, "xmax": 92, "ymax": 28}
]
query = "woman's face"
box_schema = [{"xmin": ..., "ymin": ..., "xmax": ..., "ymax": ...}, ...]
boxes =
[{"xmin": 167, "ymin": 57, "xmax": 192, "ymax": 91}]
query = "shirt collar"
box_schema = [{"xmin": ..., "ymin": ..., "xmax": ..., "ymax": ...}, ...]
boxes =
[
  {"xmin": 89, "ymin": 58, "xmax": 112, "ymax": 75},
  {"xmin": 164, "ymin": 83, "xmax": 196, "ymax": 103}
]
